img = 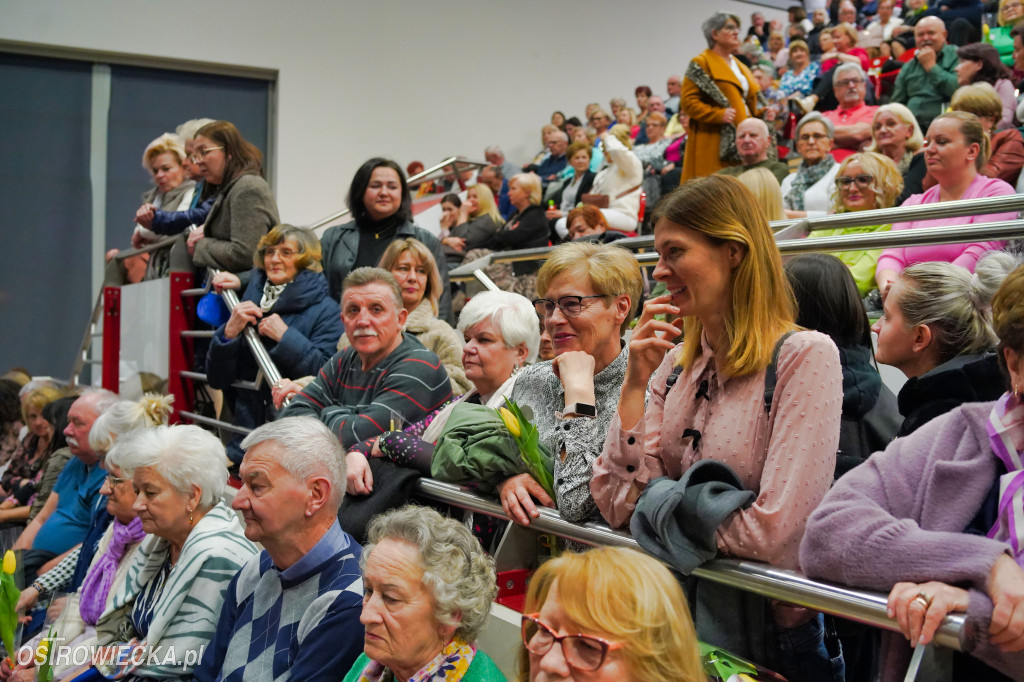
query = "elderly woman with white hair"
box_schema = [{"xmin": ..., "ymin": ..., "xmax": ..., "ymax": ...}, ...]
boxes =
[
  {"xmin": 781, "ymin": 112, "xmax": 841, "ymax": 218},
  {"xmin": 341, "ymin": 505, "xmax": 503, "ymax": 682},
  {"xmin": 345, "ymin": 290, "xmax": 539, "ymax": 493},
  {"xmin": 83, "ymin": 425, "xmax": 257, "ymax": 680}
]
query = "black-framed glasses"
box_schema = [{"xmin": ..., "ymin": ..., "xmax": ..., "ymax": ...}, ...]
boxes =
[
  {"xmin": 532, "ymin": 295, "xmax": 610, "ymax": 318},
  {"xmin": 521, "ymin": 613, "xmax": 623, "ymax": 671},
  {"xmin": 836, "ymin": 174, "xmax": 874, "ymax": 190}
]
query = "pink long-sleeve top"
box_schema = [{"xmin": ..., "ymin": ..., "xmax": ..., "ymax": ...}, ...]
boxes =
[
  {"xmin": 591, "ymin": 330, "xmax": 842, "ymax": 570},
  {"xmin": 876, "ymin": 174, "xmax": 1016, "ymax": 275}
]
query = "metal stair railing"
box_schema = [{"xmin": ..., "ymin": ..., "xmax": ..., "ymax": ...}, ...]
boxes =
[{"xmin": 448, "ymin": 194, "xmax": 1024, "ymax": 284}]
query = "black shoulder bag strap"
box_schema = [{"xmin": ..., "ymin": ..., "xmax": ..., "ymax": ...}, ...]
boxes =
[{"xmin": 763, "ymin": 331, "xmax": 798, "ymax": 415}]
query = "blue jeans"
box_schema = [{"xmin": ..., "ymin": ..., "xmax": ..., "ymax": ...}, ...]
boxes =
[{"xmin": 776, "ymin": 613, "xmax": 845, "ymax": 682}]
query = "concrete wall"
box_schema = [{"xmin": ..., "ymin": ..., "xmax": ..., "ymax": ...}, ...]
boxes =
[{"xmin": 1, "ymin": 0, "xmax": 785, "ymax": 226}]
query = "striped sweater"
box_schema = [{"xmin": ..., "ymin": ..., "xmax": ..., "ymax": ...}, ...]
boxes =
[
  {"xmin": 95, "ymin": 501, "xmax": 257, "ymax": 680},
  {"xmin": 281, "ymin": 333, "xmax": 453, "ymax": 449}
]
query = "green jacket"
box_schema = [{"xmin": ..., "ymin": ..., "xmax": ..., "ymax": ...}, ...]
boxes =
[
  {"xmin": 810, "ymin": 223, "xmax": 891, "ymax": 296},
  {"xmin": 341, "ymin": 651, "xmax": 507, "ymax": 682},
  {"xmin": 891, "ymin": 43, "xmax": 959, "ymax": 130},
  {"xmin": 431, "ymin": 403, "xmax": 525, "ymax": 494}
]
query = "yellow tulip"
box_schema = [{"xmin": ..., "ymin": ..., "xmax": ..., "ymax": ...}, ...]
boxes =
[
  {"xmin": 2, "ymin": 551, "xmax": 14, "ymax": 575},
  {"xmin": 499, "ymin": 407, "xmax": 521, "ymax": 438},
  {"xmin": 36, "ymin": 639, "xmax": 49, "ymax": 663}
]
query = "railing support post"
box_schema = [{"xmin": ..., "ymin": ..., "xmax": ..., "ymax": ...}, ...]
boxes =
[
  {"xmin": 168, "ymin": 272, "xmax": 195, "ymax": 423},
  {"xmin": 101, "ymin": 286, "xmax": 120, "ymax": 392}
]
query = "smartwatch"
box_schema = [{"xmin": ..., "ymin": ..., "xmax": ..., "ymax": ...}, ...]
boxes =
[{"xmin": 557, "ymin": 402, "xmax": 597, "ymax": 419}]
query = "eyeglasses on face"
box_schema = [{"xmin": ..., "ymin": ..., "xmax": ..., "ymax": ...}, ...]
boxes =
[
  {"xmin": 264, "ymin": 246, "xmax": 298, "ymax": 259},
  {"xmin": 798, "ymin": 132, "xmax": 828, "ymax": 143},
  {"xmin": 532, "ymin": 295, "xmax": 610, "ymax": 318},
  {"xmin": 105, "ymin": 474, "xmax": 127, "ymax": 487},
  {"xmin": 836, "ymin": 174, "xmax": 875, "ymax": 189},
  {"xmin": 521, "ymin": 614, "xmax": 623, "ymax": 671},
  {"xmin": 835, "ymin": 78, "xmax": 865, "ymax": 88},
  {"xmin": 189, "ymin": 146, "xmax": 223, "ymax": 162}
]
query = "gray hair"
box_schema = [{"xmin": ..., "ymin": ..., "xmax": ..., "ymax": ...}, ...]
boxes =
[
  {"xmin": 703, "ymin": 12, "xmax": 741, "ymax": 47},
  {"xmin": 485, "ymin": 164, "xmax": 504, "ymax": 179},
  {"xmin": 484, "ymin": 146, "xmax": 504, "ymax": 158},
  {"xmin": 796, "ymin": 111, "xmax": 835, "ymax": 139},
  {"xmin": 833, "ymin": 62, "xmax": 867, "ymax": 86},
  {"xmin": 363, "ymin": 505, "xmax": 496, "ymax": 642},
  {"xmin": 550, "ymin": 130, "xmax": 569, "ymax": 143},
  {"xmin": 240, "ymin": 416, "xmax": 346, "ymax": 510},
  {"xmin": 88, "ymin": 394, "xmax": 173, "ymax": 454},
  {"xmin": 342, "ymin": 267, "xmax": 403, "ymax": 311},
  {"xmin": 107, "ymin": 424, "xmax": 227, "ymax": 510},
  {"xmin": 456, "ymin": 291, "xmax": 540, "ymax": 363},
  {"xmin": 176, "ymin": 118, "xmax": 216, "ymax": 141},
  {"xmin": 897, "ymin": 251, "xmax": 1024, "ymax": 363}
]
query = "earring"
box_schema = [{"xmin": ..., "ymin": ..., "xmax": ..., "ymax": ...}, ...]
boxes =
[{"xmin": 187, "ymin": 506, "xmax": 194, "ymax": 525}]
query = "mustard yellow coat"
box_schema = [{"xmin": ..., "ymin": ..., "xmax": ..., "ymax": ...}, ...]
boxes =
[{"xmin": 680, "ymin": 49, "xmax": 761, "ymax": 182}]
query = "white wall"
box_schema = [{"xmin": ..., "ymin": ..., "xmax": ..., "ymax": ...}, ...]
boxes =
[{"xmin": 0, "ymin": 0, "xmax": 785, "ymax": 226}]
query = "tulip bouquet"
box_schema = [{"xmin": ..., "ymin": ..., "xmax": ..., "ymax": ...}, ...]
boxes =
[{"xmin": 497, "ymin": 398, "xmax": 555, "ymax": 499}]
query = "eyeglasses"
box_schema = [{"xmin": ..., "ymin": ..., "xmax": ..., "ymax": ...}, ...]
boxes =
[
  {"xmin": 836, "ymin": 174, "xmax": 875, "ymax": 189},
  {"xmin": 264, "ymin": 246, "xmax": 298, "ymax": 259},
  {"xmin": 798, "ymin": 132, "xmax": 829, "ymax": 142},
  {"xmin": 189, "ymin": 146, "xmax": 223, "ymax": 162},
  {"xmin": 533, "ymin": 295, "xmax": 610, "ymax": 318},
  {"xmin": 521, "ymin": 614, "xmax": 623, "ymax": 671},
  {"xmin": 835, "ymin": 78, "xmax": 865, "ymax": 88},
  {"xmin": 105, "ymin": 474, "xmax": 127, "ymax": 487}
]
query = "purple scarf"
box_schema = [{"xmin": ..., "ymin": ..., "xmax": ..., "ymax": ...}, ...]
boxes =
[
  {"xmin": 78, "ymin": 517, "xmax": 146, "ymax": 624},
  {"xmin": 986, "ymin": 392, "xmax": 1024, "ymax": 565}
]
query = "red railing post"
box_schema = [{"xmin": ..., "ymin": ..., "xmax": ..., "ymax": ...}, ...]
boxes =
[
  {"xmin": 101, "ymin": 287, "xmax": 121, "ymax": 392},
  {"xmin": 168, "ymin": 272, "xmax": 195, "ymax": 424}
]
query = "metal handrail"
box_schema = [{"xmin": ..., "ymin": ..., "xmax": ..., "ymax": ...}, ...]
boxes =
[
  {"xmin": 449, "ymin": 219, "xmax": 1024, "ymax": 281},
  {"xmin": 112, "ymin": 235, "xmax": 180, "ymax": 261},
  {"xmin": 306, "ymin": 156, "xmax": 489, "ymax": 232},
  {"xmin": 447, "ymin": 194, "xmax": 1024, "ymax": 276},
  {"xmin": 206, "ymin": 268, "xmax": 283, "ymax": 387},
  {"xmin": 413, "ymin": 478, "xmax": 966, "ymax": 651}
]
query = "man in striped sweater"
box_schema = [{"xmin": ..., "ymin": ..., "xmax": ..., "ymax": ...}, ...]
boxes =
[
  {"xmin": 194, "ymin": 416, "xmax": 364, "ymax": 681},
  {"xmin": 279, "ymin": 267, "xmax": 452, "ymax": 450}
]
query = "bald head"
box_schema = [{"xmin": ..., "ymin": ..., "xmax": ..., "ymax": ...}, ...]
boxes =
[
  {"xmin": 915, "ymin": 16, "xmax": 947, "ymax": 50},
  {"xmin": 736, "ymin": 118, "xmax": 772, "ymax": 164}
]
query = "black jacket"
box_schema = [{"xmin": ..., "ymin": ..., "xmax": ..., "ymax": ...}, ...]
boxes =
[{"xmin": 896, "ymin": 352, "xmax": 1004, "ymax": 437}]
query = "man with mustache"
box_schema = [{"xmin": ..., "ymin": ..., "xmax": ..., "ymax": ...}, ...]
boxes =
[{"xmin": 280, "ymin": 268, "xmax": 451, "ymax": 453}]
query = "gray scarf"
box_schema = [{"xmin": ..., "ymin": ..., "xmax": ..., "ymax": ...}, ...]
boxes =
[
  {"xmin": 259, "ymin": 281, "xmax": 288, "ymax": 312},
  {"xmin": 785, "ymin": 155, "xmax": 836, "ymax": 211}
]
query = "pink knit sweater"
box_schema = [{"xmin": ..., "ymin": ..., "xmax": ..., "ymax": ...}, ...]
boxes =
[{"xmin": 591, "ymin": 331, "xmax": 841, "ymax": 570}]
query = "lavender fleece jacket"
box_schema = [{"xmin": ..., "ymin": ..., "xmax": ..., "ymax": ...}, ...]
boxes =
[{"xmin": 799, "ymin": 401, "xmax": 1024, "ymax": 680}]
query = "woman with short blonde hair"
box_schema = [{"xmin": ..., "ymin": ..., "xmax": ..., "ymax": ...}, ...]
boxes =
[{"xmin": 498, "ymin": 241, "xmax": 642, "ymax": 526}]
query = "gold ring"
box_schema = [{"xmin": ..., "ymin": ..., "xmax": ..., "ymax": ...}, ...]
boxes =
[{"xmin": 913, "ymin": 593, "xmax": 932, "ymax": 609}]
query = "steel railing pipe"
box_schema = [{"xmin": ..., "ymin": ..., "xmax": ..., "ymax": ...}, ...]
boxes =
[
  {"xmin": 112, "ymin": 235, "xmax": 180, "ymax": 261},
  {"xmin": 211, "ymin": 271, "xmax": 283, "ymax": 387},
  {"xmin": 413, "ymin": 478, "xmax": 965, "ymax": 651}
]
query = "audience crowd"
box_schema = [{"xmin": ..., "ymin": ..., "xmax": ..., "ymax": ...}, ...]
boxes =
[{"xmin": 15, "ymin": 3, "xmax": 1024, "ymax": 680}]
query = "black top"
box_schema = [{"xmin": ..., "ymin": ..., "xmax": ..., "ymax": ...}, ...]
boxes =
[
  {"xmin": 491, "ymin": 204, "xmax": 550, "ymax": 276},
  {"xmin": 896, "ymin": 352, "xmax": 1004, "ymax": 437}
]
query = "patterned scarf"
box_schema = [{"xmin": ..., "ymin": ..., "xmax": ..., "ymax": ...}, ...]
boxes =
[
  {"xmin": 784, "ymin": 155, "xmax": 836, "ymax": 211},
  {"xmin": 78, "ymin": 517, "xmax": 146, "ymax": 624},
  {"xmin": 987, "ymin": 392, "xmax": 1024, "ymax": 566},
  {"xmin": 259, "ymin": 281, "xmax": 288, "ymax": 312},
  {"xmin": 356, "ymin": 638, "xmax": 477, "ymax": 682}
]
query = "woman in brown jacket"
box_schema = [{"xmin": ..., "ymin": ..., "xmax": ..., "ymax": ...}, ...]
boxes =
[{"xmin": 680, "ymin": 13, "xmax": 766, "ymax": 182}]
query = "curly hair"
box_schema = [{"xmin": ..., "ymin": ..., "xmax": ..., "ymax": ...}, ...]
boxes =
[{"xmin": 363, "ymin": 505, "xmax": 497, "ymax": 642}]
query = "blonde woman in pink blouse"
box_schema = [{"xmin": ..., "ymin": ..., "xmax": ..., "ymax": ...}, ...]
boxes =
[{"xmin": 590, "ymin": 175, "xmax": 843, "ymax": 571}]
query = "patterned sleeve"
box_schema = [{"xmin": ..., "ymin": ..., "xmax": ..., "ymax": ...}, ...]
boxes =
[{"xmin": 32, "ymin": 547, "xmax": 81, "ymax": 595}]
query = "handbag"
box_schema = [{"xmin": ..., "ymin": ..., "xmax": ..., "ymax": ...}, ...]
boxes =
[{"xmin": 580, "ymin": 183, "xmax": 643, "ymax": 210}]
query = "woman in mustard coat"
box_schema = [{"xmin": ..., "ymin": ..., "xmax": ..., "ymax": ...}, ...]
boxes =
[{"xmin": 681, "ymin": 13, "xmax": 765, "ymax": 182}]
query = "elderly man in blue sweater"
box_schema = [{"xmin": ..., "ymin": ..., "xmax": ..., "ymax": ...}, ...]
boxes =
[{"xmin": 193, "ymin": 416, "xmax": 364, "ymax": 681}]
